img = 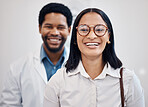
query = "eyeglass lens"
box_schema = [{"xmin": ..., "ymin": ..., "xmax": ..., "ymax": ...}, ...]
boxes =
[{"xmin": 78, "ymin": 24, "xmax": 107, "ymax": 36}]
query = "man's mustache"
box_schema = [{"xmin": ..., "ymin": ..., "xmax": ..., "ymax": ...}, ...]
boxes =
[{"xmin": 44, "ymin": 35, "xmax": 62, "ymax": 40}]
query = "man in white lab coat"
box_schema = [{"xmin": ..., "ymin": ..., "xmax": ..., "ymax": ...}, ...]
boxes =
[{"xmin": 0, "ymin": 3, "xmax": 72, "ymax": 107}]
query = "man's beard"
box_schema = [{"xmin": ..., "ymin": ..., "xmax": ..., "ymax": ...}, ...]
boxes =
[{"xmin": 42, "ymin": 35, "xmax": 66, "ymax": 53}]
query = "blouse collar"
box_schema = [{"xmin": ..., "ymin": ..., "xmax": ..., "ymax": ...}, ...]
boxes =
[{"xmin": 68, "ymin": 60, "xmax": 121, "ymax": 79}]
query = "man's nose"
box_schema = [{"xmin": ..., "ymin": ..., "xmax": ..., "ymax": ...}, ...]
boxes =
[{"xmin": 50, "ymin": 28, "xmax": 60, "ymax": 35}]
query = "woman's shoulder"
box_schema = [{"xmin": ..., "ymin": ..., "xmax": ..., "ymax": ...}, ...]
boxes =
[
  {"xmin": 121, "ymin": 67, "xmax": 138, "ymax": 82},
  {"xmin": 121, "ymin": 67, "xmax": 143, "ymax": 94},
  {"xmin": 122, "ymin": 67, "xmax": 134, "ymax": 78},
  {"xmin": 46, "ymin": 67, "xmax": 67, "ymax": 87},
  {"xmin": 121, "ymin": 68, "xmax": 144, "ymax": 105},
  {"xmin": 117, "ymin": 67, "xmax": 137, "ymax": 85}
]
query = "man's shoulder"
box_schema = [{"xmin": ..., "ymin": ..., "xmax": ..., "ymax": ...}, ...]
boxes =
[
  {"xmin": 10, "ymin": 49, "xmax": 40, "ymax": 71},
  {"xmin": 64, "ymin": 46, "xmax": 69, "ymax": 56},
  {"xmin": 63, "ymin": 46, "xmax": 70, "ymax": 63},
  {"xmin": 11, "ymin": 52, "xmax": 33, "ymax": 65}
]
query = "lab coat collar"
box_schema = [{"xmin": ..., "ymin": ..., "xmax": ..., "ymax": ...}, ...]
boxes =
[
  {"xmin": 33, "ymin": 45, "xmax": 70, "ymax": 83},
  {"xmin": 33, "ymin": 45, "xmax": 47, "ymax": 84}
]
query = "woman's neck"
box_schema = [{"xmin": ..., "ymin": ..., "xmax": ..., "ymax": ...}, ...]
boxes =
[{"xmin": 81, "ymin": 54, "xmax": 105, "ymax": 80}]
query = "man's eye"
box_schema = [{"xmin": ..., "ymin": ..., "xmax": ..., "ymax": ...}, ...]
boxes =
[
  {"xmin": 47, "ymin": 26, "xmax": 53, "ymax": 29},
  {"xmin": 58, "ymin": 26, "xmax": 65, "ymax": 30},
  {"xmin": 44, "ymin": 26, "xmax": 52, "ymax": 29}
]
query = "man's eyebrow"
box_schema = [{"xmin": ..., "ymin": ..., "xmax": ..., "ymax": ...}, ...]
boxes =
[
  {"xmin": 44, "ymin": 24, "xmax": 66, "ymax": 27},
  {"xmin": 58, "ymin": 24, "xmax": 66, "ymax": 26},
  {"xmin": 44, "ymin": 23, "xmax": 52, "ymax": 26}
]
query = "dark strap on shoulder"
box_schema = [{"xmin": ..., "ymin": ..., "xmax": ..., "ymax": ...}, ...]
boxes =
[{"xmin": 120, "ymin": 67, "xmax": 124, "ymax": 107}]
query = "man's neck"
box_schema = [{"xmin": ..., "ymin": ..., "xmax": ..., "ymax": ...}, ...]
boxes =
[{"xmin": 43, "ymin": 45, "xmax": 64, "ymax": 65}]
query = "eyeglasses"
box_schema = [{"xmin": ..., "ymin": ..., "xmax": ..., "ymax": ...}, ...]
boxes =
[{"xmin": 76, "ymin": 24, "xmax": 108, "ymax": 37}]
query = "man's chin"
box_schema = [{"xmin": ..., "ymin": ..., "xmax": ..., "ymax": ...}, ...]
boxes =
[
  {"xmin": 49, "ymin": 48, "xmax": 61, "ymax": 53},
  {"xmin": 46, "ymin": 46, "xmax": 63, "ymax": 53},
  {"xmin": 44, "ymin": 38, "xmax": 66, "ymax": 53}
]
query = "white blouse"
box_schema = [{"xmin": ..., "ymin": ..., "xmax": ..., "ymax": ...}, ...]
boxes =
[{"xmin": 43, "ymin": 61, "xmax": 145, "ymax": 107}]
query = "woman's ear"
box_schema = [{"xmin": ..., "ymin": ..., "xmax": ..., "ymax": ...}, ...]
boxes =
[
  {"xmin": 108, "ymin": 31, "xmax": 111, "ymax": 39},
  {"xmin": 107, "ymin": 32, "xmax": 111, "ymax": 44},
  {"xmin": 107, "ymin": 40, "xmax": 111, "ymax": 44}
]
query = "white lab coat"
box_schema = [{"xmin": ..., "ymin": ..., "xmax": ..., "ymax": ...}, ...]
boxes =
[{"xmin": 0, "ymin": 46, "xmax": 69, "ymax": 107}]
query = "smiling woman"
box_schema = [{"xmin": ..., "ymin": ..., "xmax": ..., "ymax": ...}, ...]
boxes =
[
  {"xmin": 76, "ymin": 12, "xmax": 110, "ymax": 66},
  {"xmin": 43, "ymin": 8, "xmax": 145, "ymax": 107},
  {"xmin": 44, "ymin": 8, "xmax": 145, "ymax": 107}
]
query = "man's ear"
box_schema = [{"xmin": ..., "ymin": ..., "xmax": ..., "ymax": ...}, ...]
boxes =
[
  {"xmin": 68, "ymin": 27, "xmax": 71, "ymax": 35},
  {"xmin": 39, "ymin": 24, "xmax": 41, "ymax": 34}
]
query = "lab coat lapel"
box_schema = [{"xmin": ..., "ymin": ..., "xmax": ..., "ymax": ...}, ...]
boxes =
[{"xmin": 33, "ymin": 48, "xmax": 47, "ymax": 84}]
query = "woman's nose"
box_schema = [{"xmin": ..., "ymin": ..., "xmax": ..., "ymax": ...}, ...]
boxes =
[{"xmin": 86, "ymin": 28, "xmax": 97, "ymax": 39}]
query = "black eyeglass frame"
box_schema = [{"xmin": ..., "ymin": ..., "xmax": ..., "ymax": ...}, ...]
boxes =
[{"xmin": 76, "ymin": 24, "xmax": 109, "ymax": 37}]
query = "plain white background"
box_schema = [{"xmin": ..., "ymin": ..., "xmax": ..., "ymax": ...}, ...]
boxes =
[{"xmin": 0, "ymin": 0, "xmax": 148, "ymax": 106}]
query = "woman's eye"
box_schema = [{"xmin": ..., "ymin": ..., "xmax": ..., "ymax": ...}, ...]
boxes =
[
  {"xmin": 80, "ymin": 29, "xmax": 88, "ymax": 32},
  {"xmin": 96, "ymin": 29, "xmax": 104, "ymax": 32}
]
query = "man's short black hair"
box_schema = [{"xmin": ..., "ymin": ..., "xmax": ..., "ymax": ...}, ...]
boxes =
[{"xmin": 39, "ymin": 3, "xmax": 72, "ymax": 27}]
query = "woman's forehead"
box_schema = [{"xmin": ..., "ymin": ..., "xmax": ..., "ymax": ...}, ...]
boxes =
[{"xmin": 78, "ymin": 12, "xmax": 105, "ymax": 25}]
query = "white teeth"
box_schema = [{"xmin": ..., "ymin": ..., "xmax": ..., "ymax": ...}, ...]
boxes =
[
  {"xmin": 49, "ymin": 39, "xmax": 59, "ymax": 42},
  {"xmin": 86, "ymin": 43, "xmax": 99, "ymax": 46}
]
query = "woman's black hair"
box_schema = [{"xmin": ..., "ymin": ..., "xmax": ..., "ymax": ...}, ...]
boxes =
[{"xmin": 65, "ymin": 8, "xmax": 122, "ymax": 72}]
